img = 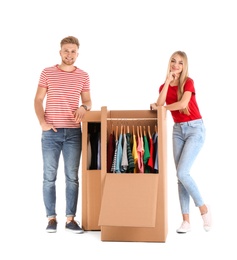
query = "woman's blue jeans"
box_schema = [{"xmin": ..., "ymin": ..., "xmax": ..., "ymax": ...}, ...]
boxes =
[
  {"xmin": 41, "ymin": 128, "xmax": 82, "ymax": 218},
  {"xmin": 172, "ymin": 119, "xmax": 206, "ymax": 214}
]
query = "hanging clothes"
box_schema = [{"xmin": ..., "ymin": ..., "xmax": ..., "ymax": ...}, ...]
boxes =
[
  {"xmin": 137, "ymin": 128, "xmax": 144, "ymax": 173},
  {"xmin": 115, "ymin": 132, "xmax": 123, "ymax": 173},
  {"xmin": 87, "ymin": 133, "xmax": 92, "ymax": 170},
  {"xmin": 132, "ymin": 130, "xmax": 138, "ymax": 173},
  {"xmin": 107, "ymin": 123, "xmax": 158, "ymax": 174},
  {"xmin": 97, "ymin": 134, "xmax": 101, "ymax": 170},
  {"xmin": 111, "ymin": 126, "xmax": 119, "ymax": 173},
  {"xmin": 152, "ymin": 132, "xmax": 159, "ymax": 173},
  {"xmin": 89, "ymin": 123, "xmax": 99, "ymax": 170},
  {"xmin": 147, "ymin": 135, "xmax": 154, "ymax": 172},
  {"xmin": 107, "ymin": 131, "xmax": 115, "ymax": 173},
  {"xmin": 121, "ymin": 133, "xmax": 128, "ymax": 172},
  {"xmin": 143, "ymin": 134, "xmax": 150, "ymax": 173},
  {"xmin": 111, "ymin": 139, "xmax": 118, "ymax": 173},
  {"xmin": 126, "ymin": 132, "xmax": 135, "ymax": 173}
]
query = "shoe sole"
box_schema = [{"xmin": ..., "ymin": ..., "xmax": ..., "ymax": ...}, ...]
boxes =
[
  {"xmin": 176, "ymin": 229, "xmax": 191, "ymax": 233},
  {"xmin": 65, "ymin": 228, "xmax": 84, "ymax": 234},
  {"xmin": 46, "ymin": 229, "xmax": 57, "ymax": 233}
]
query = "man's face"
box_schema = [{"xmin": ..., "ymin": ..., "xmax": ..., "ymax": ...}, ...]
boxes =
[{"xmin": 60, "ymin": 43, "xmax": 79, "ymax": 65}]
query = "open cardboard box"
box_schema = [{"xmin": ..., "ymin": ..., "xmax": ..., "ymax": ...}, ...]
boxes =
[
  {"xmin": 98, "ymin": 107, "xmax": 168, "ymax": 242},
  {"xmin": 82, "ymin": 107, "xmax": 167, "ymax": 241}
]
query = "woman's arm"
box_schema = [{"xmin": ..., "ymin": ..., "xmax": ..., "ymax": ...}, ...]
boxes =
[
  {"xmin": 165, "ymin": 91, "xmax": 191, "ymax": 111},
  {"xmin": 150, "ymin": 72, "xmax": 174, "ymax": 110}
]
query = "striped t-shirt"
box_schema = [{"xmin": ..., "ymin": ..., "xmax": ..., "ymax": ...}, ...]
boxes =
[{"xmin": 38, "ymin": 65, "xmax": 90, "ymax": 128}]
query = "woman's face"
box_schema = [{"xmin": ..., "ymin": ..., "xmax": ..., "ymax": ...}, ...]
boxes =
[{"xmin": 170, "ymin": 54, "xmax": 183, "ymax": 76}]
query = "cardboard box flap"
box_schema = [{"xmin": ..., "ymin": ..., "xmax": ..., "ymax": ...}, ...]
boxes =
[{"xmin": 98, "ymin": 174, "xmax": 159, "ymax": 227}]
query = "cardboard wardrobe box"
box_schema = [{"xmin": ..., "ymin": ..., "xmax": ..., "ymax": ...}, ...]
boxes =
[
  {"xmin": 82, "ymin": 106, "xmax": 168, "ymax": 242},
  {"xmin": 81, "ymin": 110, "xmax": 101, "ymax": 230}
]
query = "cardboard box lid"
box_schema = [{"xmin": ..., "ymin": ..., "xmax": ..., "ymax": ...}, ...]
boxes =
[{"xmin": 98, "ymin": 174, "xmax": 159, "ymax": 227}]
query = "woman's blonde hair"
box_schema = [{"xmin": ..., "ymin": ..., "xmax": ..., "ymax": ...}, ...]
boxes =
[{"xmin": 167, "ymin": 51, "xmax": 190, "ymax": 115}]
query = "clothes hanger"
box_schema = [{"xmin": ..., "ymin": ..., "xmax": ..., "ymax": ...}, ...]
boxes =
[
  {"xmin": 127, "ymin": 125, "xmax": 130, "ymax": 134},
  {"xmin": 148, "ymin": 125, "xmax": 151, "ymax": 139},
  {"xmin": 116, "ymin": 125, "xmax": 118, "ymax": 141},
  {"xmin": 111, "ymin": 124, "xmax": 114, "ymax": 135},
  {"xmin": 120, "ymin": 125, "xmax": 123, "ymax": 136},
  {"xmin": 137, "ymin": 125, "xmax": 140, "ymax": 138},
  {"xmin": 139, "ymin": 125, "xmax": 143, "ymax": 137},
  {"xmin": 143, "ymin": 126, "xmax": 146, "ymax": 137}
]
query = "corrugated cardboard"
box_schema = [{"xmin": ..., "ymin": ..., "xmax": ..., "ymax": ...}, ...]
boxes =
[
  {"xmin": 98, "ymin": 174, "xmax": 159, "ymax": 227},
  {"xmin": 81, "ymin": 107, "xmax": 167, "ymax": 241},
  {"xmin": 81, "ymin": 111, "xmax": 101, "ymax": 231},
  {"xmin": 98, "ymin": 107, "xmax": 168, "ymax": 242}
]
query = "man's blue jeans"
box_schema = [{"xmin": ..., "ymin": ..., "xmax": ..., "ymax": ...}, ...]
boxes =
[
  {"xmin": 172, "ymin": 119, "xmax": 206, "ymax": 214},
  {"xmin": 41, "ymin": 128, "xmax": 82, "ymax": 218}
]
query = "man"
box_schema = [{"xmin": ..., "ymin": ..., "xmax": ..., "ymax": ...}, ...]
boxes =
[{"xmin": 34, "ymin": 36, "xmax": 92, "ymax": 233}]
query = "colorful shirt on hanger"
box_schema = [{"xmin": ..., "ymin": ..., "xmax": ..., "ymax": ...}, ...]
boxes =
[{"xmin": 126, "ymin": 133, "xmax": 135, "ymax": 173}]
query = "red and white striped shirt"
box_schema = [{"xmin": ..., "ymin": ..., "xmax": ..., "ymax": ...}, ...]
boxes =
[{"xmin": 38, "ymin": 65, "xmax": 90, "ymax": 128}]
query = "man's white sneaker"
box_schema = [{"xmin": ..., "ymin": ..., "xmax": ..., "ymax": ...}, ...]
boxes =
[
  {"xmin": 176, "ymin": 221, "xmax": 191, "ymax": 233},
  {"xmin": 202, "ymin": 205, "xmax": 212, "ymax": 232}
]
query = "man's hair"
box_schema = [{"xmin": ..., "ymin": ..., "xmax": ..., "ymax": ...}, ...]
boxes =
[{"xmin": 60, "ymin": 36, "xmax": 80, "ymax": 48}]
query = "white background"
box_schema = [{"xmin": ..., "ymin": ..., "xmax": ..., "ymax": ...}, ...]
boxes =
[{"xmin": 1, "ymin": 0, "xmax": 236, "ymax": 259}]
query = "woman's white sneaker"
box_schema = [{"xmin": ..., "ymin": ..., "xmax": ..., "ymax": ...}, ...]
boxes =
[
  {"xmin": 176, "ymin": 221, "xmax": 191, "ymax": 233},
  {"xmin": 202, "ymin": 205, "xmax": 212, "ymax": 232}
]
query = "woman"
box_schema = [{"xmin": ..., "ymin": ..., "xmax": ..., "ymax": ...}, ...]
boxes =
[{"xmin": 150, "ymin": 51, "xmax": 212, "ymax": 233}]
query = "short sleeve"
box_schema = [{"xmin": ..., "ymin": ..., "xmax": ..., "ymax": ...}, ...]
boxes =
[{"xmin": 184, "ymin": 78, "xmax": 195, "ymax": 94}]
